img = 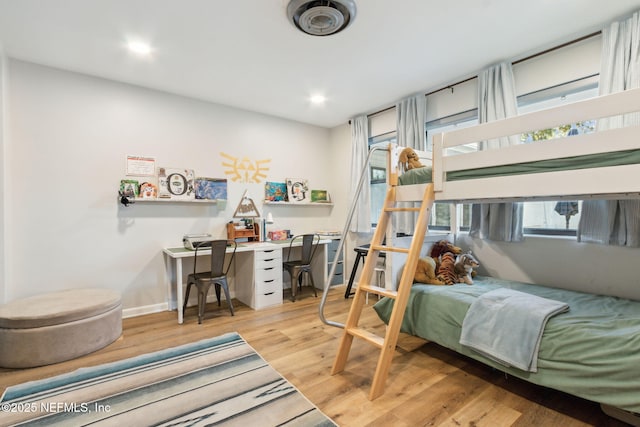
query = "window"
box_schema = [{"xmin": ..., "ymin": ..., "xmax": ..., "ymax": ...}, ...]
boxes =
[
  {"xmin": 426, "ymin": 112, "xmax": 478, "ymax": 230},
  {"xmin": 369, "ymin": 134, "xmax": 395, "ymax": 227},
  {"xmin": 517, "ymin": 82, "xmax": 598, "ymax": 235}
]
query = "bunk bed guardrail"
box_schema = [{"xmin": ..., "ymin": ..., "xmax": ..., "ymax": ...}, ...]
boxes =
[{"xmin": 431, "ymin": 87, "xmax": 640, "ymax": 202}]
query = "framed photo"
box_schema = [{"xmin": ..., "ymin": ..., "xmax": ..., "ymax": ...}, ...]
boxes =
[
  {"xmin": 195, "ymin": 178, "xmax": 227, "ymax": 200},
  {"xmin": 286, "ymin": 178, "xmax": 309, "ymax": 203},
  {"xmin": 371, "ymin": 167, "xmax": 386, "ymax": 184},
  {"xmin": 265, "ymin": 182, "xmax": 288, "ymax": 202},
  {"xmin": 311, "ymin": 189, "xmax": 330, "ymax": 203},
  {"xmin": 158, "ymin": 168, "xmax": 195, "ymax": 200}
]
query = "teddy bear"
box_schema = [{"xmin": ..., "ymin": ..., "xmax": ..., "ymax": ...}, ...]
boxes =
[
  {"xmin": 413, "ymin": 256, "xmax": 445, "ymax": 285},
  {"xmin": 398, "ymin": 147, "xmax": 425, "ymax": 172}
]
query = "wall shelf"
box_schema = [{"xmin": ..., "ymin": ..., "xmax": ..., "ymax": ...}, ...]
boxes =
[
  {"xmin": 134, "ymin": 198, "xmax": 219, "ymax": 204},
  {"xmin": 118, "ymin": 195, "xmax": 221, "ymax": 206},
  {"xmin": 264, "ymin": 201, "xmax": 333, "ymax": 207}
]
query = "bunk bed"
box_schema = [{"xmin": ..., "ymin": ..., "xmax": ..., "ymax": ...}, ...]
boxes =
[{"xmin": 370, "ymin": 87, "xmax": 640, "ymax": 417}]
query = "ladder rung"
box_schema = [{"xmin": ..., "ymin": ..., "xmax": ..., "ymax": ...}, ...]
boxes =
[
  {"xmin": 358, "ymin": 285, "xmax": 397, "ymax": 299},
  {"xmin": 384, "ymin": 207, "xmax": 421, "ymax": 212},
  {"xmin": 371, "ymin": 244, "xmax": 410, "ymax": 254},
  {"xmin": 346, "ymin": 327, "xmax": 385, "ymax": 348}
]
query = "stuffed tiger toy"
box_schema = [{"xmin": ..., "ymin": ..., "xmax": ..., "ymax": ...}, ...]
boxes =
[
  {"xmin": 430, "ymin": 240, "xmax": 462, "ymax": 271},
  {"xmin": 435, "ymin": 252, "xmax": 458, "ymax": 285}
]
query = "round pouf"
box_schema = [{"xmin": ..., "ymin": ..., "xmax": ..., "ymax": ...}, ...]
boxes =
[{"xmin": 0, "ymin": 288, "xmax": 122, "ymax": 368}]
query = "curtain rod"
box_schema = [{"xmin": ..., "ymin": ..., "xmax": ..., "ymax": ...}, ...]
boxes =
[{"xmin": 358, "ymin": 30, "xmax": 602, "ymax": 122}]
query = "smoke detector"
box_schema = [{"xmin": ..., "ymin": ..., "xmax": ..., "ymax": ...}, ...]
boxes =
[{"xmin": 287, "ymin": 0, "xmax": 357, "ymax": 36}]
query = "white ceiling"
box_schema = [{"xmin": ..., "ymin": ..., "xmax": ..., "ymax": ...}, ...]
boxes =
[{"xmin": 1, "ymin": 0, "xmax": 639, "ymax": 128}]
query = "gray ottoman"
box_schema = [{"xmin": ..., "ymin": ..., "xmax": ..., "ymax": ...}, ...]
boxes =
[{"xmin": 0, "ymin": 288, "xmax": 122, "ymax": 368}]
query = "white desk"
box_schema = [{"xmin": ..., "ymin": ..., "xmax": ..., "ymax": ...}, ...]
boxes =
[{"xmin": 163, "ymin": 240, "xmax": 329, "ymax": 324}]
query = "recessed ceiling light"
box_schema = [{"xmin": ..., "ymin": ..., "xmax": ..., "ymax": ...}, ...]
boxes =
[
  {"xmin": 127, "ymin": 41, "xmax": 152, "ymax": 56},
  {"xmin": 310, "ymin": 94, "xmax": 326, "ymax": 104}
]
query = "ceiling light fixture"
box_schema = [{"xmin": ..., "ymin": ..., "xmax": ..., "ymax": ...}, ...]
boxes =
[
  {"xmin": 287, "ymin": 0, "xmax": 357, "ymax": 36},
  {"xmin": 127, "ymin": 41, "xmax": 152, "ymax": 56},
  {"xmin": 310, "ymin": 94, "xmax": 326, "ymax": 104}
]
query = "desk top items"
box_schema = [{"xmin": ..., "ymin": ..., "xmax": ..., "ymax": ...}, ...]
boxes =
[
  {"xmin": 183, "ymin": 233, "xmax": 214, "ymax": 250},
  {"xmin": 228, "ymin": 190, "xmax": 261, "ymax": 242}
]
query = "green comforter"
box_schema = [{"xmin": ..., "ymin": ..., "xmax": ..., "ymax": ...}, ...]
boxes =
[{"xmin": 373, "ymin": 276, "xmax": 640, "ymax": 412}]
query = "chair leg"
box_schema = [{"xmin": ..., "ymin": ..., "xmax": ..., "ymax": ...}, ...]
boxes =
[
  {"xmin": 197, "ymin": 283, "xmax": 212, "ymax": 324},
  {"xmin": 306, "ymin": 271, "xmax": 318, "ymax": 297},
  {"xmin": 183, "ymin": 282, "xmax": 193, "ymax": 313},
  {"xmin": 291, "ymin": 272, "xmax": 302, "ymax": 302},
  {"xmin": 216, "ymin": 278, "xmax": 234, "ymax": 316},
  {"xmin": 214, "ymin": 283, "xmax": 222, "ymax": 306}
]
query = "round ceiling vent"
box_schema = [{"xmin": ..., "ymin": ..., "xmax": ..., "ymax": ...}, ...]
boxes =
[{"xmin": 287, "ymin": 0, "xmax": 357, "ymax": 36}]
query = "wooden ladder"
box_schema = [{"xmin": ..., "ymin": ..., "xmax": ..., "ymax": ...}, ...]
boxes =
[{"xmin": 331, "ymin": 182, "xmax": 435, "ymax": 400}]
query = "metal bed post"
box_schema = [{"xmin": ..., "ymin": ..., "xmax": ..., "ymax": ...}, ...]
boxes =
[{"xmin": 318, "ymin": 144, "xmax": 390, "ymax": 329}]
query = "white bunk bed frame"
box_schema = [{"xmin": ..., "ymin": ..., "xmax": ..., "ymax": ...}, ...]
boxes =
[
  {"xmin": 395, "ymin": 86, "xmax": 640, "ymax": 203},
  {"xmin": 324, "ymin": 87, "xmax": 640, "ymax": 405}
]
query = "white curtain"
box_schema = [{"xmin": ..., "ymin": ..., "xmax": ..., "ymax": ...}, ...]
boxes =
[
  {"xmin": 349, "ymin": 115, "xmax": 371, "ymax": 233},
  {"xmin": 578, "ymin": 11, "xmax": 640, "ymax": 247},
  {"xmin": 469, "ymin": 62, "xmax": 524, "ymax": 242},
  {"xmin": 395, "ymin": 94, "xmax": 427, "ymax": 235}
]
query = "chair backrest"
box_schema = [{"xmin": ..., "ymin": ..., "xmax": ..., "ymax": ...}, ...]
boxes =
[
  {"xmin": 194, "ymin": 240, "xmax": 236, "ymax": 277},
  {"xmin": 287, "ymin": 234, "xmax": 320, "ymax": 265}
]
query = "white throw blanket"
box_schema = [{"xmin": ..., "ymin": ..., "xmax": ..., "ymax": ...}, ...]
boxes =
[{"xmin": 459, "ymin": 288, "xmax": 569, "ymax": 372}]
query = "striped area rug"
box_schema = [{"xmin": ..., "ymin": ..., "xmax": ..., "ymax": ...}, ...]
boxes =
[{"xmin": 0, "ymin": 332, "xmax": 336, "ymax": 426}]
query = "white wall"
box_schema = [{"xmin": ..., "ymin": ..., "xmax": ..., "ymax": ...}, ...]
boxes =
[
  {"xmin": 457, "ymin": 234, "xmax": 640, "ymax": 301},
  {"xmin": 3, "ymin": 59, "xmax": 343, "ymax": 313},
  {"xmin": 0, "ymin": 49, "xmax": 6, "ymax": 303}
]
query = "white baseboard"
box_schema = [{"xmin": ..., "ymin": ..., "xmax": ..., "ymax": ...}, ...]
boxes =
[
  {"xmin": 123, "ymin": 302, "xmax": 168, "ymax": 319},
  {"xmin": 123, "ymin": 292, "xmax": 237, "ymax": 319}
]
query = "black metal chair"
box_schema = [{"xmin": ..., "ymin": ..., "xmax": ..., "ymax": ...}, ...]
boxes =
[
  {"xmin": 283, "ymin": 234, "xmax": 320, "ymax": 301},
  {"xmin": 183, "ymin": 240, "xmax": 236, "ymax": 324}
]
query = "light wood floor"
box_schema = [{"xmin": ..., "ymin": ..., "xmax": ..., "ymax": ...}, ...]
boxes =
[{"xmin": 0, "ymin": 286, "xmax": 629, "ymax": 427}]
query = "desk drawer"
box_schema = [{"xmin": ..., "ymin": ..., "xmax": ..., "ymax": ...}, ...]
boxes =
[
  {"xmin": 255, "ymin": 266, "xmax": 281, "ymax": 283},
  {"xmin": 255, "ymin": 289, "xmax": 282, "ymax": 309},
  {"xmin": 256, "ymin": 257, "xmax": 281, "ymax": 271},
  {"xmin": 255, "ymin": 249, "xmax": 282, "ymax": 262}
]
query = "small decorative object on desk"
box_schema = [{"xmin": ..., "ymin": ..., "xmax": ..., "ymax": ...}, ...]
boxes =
[
  {"xmin": 265, "ymin": 182, "xmax": 288, "ymax": 202},
  {"xmin": 268, "ymin": 230, "xmax": 288, "ymax": 241},
  {"xmin": 286, "ymin": 178, "xmax": 309, "ymax": 203},
  {"xmin": 195, "ymin": 177, "xmax": 227, "ymax": 200},
  {"xmin": 311, "ymin": 189, "xmax": 330, "ymax": 203}
]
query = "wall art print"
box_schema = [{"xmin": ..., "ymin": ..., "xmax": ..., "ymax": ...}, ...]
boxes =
[{"xmin": 286, "ymin": 178, "xmax": 309, "ymax": 203}]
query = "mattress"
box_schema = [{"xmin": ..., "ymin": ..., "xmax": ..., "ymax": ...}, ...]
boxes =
[
  {"xmin": 373, "ymin": 276, "xmax": 640, "ymax": 412},
  {"xmin": 397, "ymin": 149, "xmax": 640, "ymax": 185}
]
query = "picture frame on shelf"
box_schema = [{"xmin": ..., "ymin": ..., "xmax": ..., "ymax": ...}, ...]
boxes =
[
  {"xmin": 311, "ymin": 189, "xmax": 330, "ymax": 203},
  {"xmin": 265, "ymin": 181, "xmax": 288, "ymax": 202},
  {"xmin": 158, "ymin": 168, "xmax": 195, "ymax": 200},
  {"xmin": 119, "ymin": 179, "xmax": 139, "ymax": 198},
  {"xmin": 286, "ymin": 178, "xmax": 309, "ymax": 203},
  {"xmin": 195, "ymin": 177, "xmax": 227, "ymax": 200}
]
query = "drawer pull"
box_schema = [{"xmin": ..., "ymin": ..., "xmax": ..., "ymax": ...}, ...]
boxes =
[
  {"xmin": 264, "ymin": 292, "xmax": 275, "ymax": 296},
  {"xmin": 264, "ymin": 279, "xmax": 274, "ymax": 283},
  {"xmin": 264, "ymin": 258, "xmax": 274, "ymax": 262},
  {"xmin": 264, "ymin": 250, "xmax": 275, "ymax": 253},
  {"xmin": 264, "ymin": 267, "xmax": 274, "ymax": 271}
]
